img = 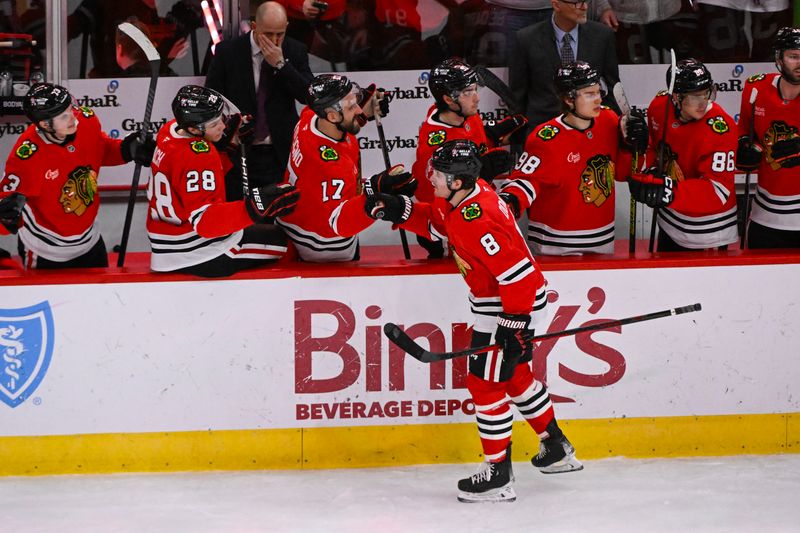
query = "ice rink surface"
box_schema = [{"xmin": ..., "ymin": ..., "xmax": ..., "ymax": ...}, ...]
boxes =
[{"xmin": 1, "ymin": 454, "xmax": 799, "ymax": 533}]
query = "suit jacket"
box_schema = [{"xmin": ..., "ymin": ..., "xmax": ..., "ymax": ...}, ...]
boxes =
[
  {"xmin": 509, "ymin": 20, "xmax": 620, "ymax": 128},
  {"xmin": 205, "ymin": 32, "xmax": 313, "ymax": 170}
]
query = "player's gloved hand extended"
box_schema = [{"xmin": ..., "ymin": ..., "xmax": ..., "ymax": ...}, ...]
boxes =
[
  {"xmin": 219, "ymin": 113, "xmax": 255, "ymax": 149},
  {"xmin": 120, "ymin": 131, "xmax": 156, "ymax": 166},
  {"xmin": 357, "ymin": 84, "xmax": 390, "ymax": 123},
  {"xmin": 484, "ymin": 114, "xmax": 528, "ymax": 146},
  {"xmin": 771, "ymin": 137, "xmax": 800, "ymax": 169},
  {"xmin": 364, "ymin": 193, "xmax": 412, "ymax": 224},
  {"xmin": 621, "ymin": 107, "xmax": 648, "ymax": 153},
  {"xmin": 495, "ymin": 312, "xmax": 531, "ymax": 361},
  {"xmin": 246, "ymin": 183, "xmax": 300, "ymax": 222},
  {"xmin": 498, "ymin": 191, "xmax": 521, "ymax": 219},
  {"xmin": 0, "ymin": 193, "xmax": 26, "ymax": 234},
  {"xmin": 736, "ymin": 136, "xmax": 763, "ymax": 171},
  {"xmin": 363, "ymin": 164, "xmax": 416, "ymax": 196},
  {"xmin": 628, "ymin": 168, "xmax": 674, "ymax": 208},
  {"xmin": 480, "ymin": 148, "xmax": 514, "ymax": 180}
]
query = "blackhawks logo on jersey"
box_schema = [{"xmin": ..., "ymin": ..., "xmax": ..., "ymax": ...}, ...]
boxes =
[
  {"xmin": 536, "ymin": 125, "xmax": 559, "ymax": 141},
  {"xmin": 765, "ymin": 121, "xmax": 799, "ymax": 170},
  {"xmin": 427, "ymin": 130, "xmax": 446, "ymax": 146},
  {"xmin": 579, "ymin": 154, "xmax": 615, "ymax": 208},
  {"xmin": 707, "ymin": 115, "xmax": 729, "ymax": 135},
  {"xmin": 320, "ymin": 145, "xmax": 339, "ymax": 161},
  {"xmin": 79, "ymin": 106, "xmax": 94, "ymax": 118},
  {"xmin": 747, "ymin": 73, "xmax": 766, "ymax": 83},
  {"xmin": 59, "ymin": 165, "xmax": 98, "ymax": 217},
  {"xmin": 15, "ymin": 140, "xmax": 37, "ymax": 160},
  {"xmin": 451, "ymin": 248, "xmax": 472, "ymax": 279},
  {"xmin": 461, "ymin": 202, "xmax": 482, "ymax": 221},
  {"xmin": 190, "ymin": 140, "xmax": 210, "ymax": 154}
]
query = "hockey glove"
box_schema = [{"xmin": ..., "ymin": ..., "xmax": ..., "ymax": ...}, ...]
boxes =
[
  {"xmin": 484, "ymin": 114, "xmax": 528, "ymax": 146},
  {"xmin": 495, "ymin": 312, "xmax": 531, "ymax": 362},
  {"xmin": 498, "ymin": 191, "xmax": 521, "ymax": 219},
  {"xmin": 246, "ymin": 183, "xmax": 300, "ymax": 222},
  {"xmin": 736, "ymin": 136, "xmax": 763, "ymax": 171},
  {"xmin": 120, "ymin": 131, "xmax": 156, "ymax": 166},
  {"xmin": 363, "ymin": 164, "xmax": 417, "ymax": 196},
  {"xmin": 216, "ymin": 113, "xmax": 255, "ymax": 152},
  {"xmin": 621, "ymin": 107, "xmax": 648, "ymax": 153},
  {"xmin": 0, "ymin": 193, "xmax": 26, "ymax": 234},
  {"xmin": 480, "ymin": 148, "xmax": 514, "ymax": 181},
  {"xmin": 771, "ymin": 137, "xmax": 800, "ymax": 169},
  {"xmin": 629, "ymin": 169, "xmax": 674, "ymax": 208},
  {"xmin": 357, "ymin": 84, "xmax": 390, "ymax": 123},
  {"xmin": 364, "ymin": 193, "xmax": 412, "ymax": 224}
]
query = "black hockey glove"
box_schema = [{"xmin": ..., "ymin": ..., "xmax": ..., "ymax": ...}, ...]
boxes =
[
  {"xmin": 484, "ymin": 114, "xmax": 528, "ymax": 146},
  {"xmin": 357, "ymin": 84, "xmax": 390, "ymax": 122},
  {"xmin": 363, "ymin": 164, "xmax": 417, "ymax": 196},
  {"xmin": 629, "ymin": 169, "xmax": 674, "ymax": 208},
  {"xmin": 498, "ymin": 191, "xmax": 521, "ymax": 219},
  {"xmin": 495, "ymin": 312, "xmax": 531, "ymax": 362},
  {"xmin": 0, "ymin": 193, "xmax": 26, "ymax": 234},
  {"xmin": 120, "ymin": 131, "xmax": 156, "ymax": 166},
  {"xmin": 771, "ymin": 137, "xmax": 800, "ymax": 169},
  {"xmin": 736, "ymin": 136, "xmax": 763, "ymax": 171},
  {"xmin": 364, "ymin": 193, "xmax": 412, "ymax": 224},
  {"xmin": 480, "ymin": 148, "xmax": 514, "ymax": 181},
  {"xmin": 621, "ymin": 107, "xmax": 648, "ymax": 153},
  {"xmin": 246, "ymin": 183, "xmax": 300, "ymax": 222},
  {"xmin": 217, "ymin": 113, "xmax": 255, "ymax": 152}
]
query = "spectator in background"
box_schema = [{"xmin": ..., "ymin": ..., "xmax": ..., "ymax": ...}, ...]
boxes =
[
  {"xmin": 206, "ymin": 1, "xmax": 313, "ymax": 201},
  {"xmin": 509, "ymin": 0, "xmax": 619, "ymax": 131},
  {"xmin": 115, "ymin": 17, "xmax": 178, "ymax": 77},
  {"xmin": 276, "ymin": 0, "xmax": 348, "ymax": 68},
  {"xmin": 476, "ymin": 0, "xmax": 554, "ymax": 65}
]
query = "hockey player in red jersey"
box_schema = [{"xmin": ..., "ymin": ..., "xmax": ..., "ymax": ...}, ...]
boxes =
[
  {"xmin": 277, "ymin": 73, "xmax": 414, "ymax": 261},
  {"xmin": 147, "ymin": 85, "xmax": 298, "ymax": 277},
  {"xmin": 0, "ymin": 83, "xmax": 155, "ymax": 269},
  {"xmin": 736, "ymin": 27, "xmax": 800, "ymax": 249},
  {"xmin": 499, "ymin": 62, "xmax": 639, "ymax": 256},
  {"xmin": 629, "ymin": 59, "xmax": 739, "ymax": 252},
  {"xmin": 366, "ymin": 139, "xmax": 582, "ymax": 503},
  {"xmin": 411, "ymin": 58, "xmax": 526, "ymax": 257}
]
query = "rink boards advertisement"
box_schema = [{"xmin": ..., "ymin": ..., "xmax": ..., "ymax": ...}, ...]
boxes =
[{"xmin": 1, "ymin": 263, "xmax": 798, "ymax": 439}]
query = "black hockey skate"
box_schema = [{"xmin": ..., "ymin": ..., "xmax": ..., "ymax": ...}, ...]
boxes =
[
  {"xmin": 457, "ymin": 443, "xmax": 516, "ymax": 503},
  {"xmin": 531, "ymin": 421, "xmax": 584, "ymax": 474}
]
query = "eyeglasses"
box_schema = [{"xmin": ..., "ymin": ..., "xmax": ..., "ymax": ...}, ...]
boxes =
[{"xmin": 558, "ymin": 0, "xmax": 589, "ymax": 7}]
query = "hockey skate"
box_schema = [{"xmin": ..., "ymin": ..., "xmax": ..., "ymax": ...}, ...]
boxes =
[
  {"xmin": 532, "ymin": 421, "xmax": 584, "ymax": 474},
  {"xmin": 457, "ymin": 444, "xmax": 516, "ymax": 503}
]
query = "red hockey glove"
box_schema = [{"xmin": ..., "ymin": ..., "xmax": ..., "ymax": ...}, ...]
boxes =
[
  {"xmin": 629, "ymin": 168, "xmax": 674, "ymax": 208},
  {"xmin": 246, "ymin": 183, "xmax": 299, "ymax": 222},
  {"xmin": 363, "ymin": 164, "xmax": 417, "ymax": 196},
  {"xmin": 495, "ymin": 312, "xmax": 531, "ymax": 362},
  {"xmin": 620, "ymin": 107, "xmax": 648, "ymax": 153},
  {"xmin": 356, "ymin": 84, "xmax": 390, "ymax": 125},
  {"xmin": 736, "ymin": 136, "xmax": 763, "ymax": 171},
  {"xmin": 120, "ymin": 132, "xmax": 156, "ymax": 166},
  {"xmin": 771, "ymin": 137, "xmax": 800, "ymax": 169},
  {"xmin": 364, "ymin": 193, "xmax": 412, "ymax": 224},
  {"xmin": 484, "ymin": 114, "xmax": 528, "ymax": 145},
  {"xmin": 480, "ymin": 148, "xmax": 514, "ymax": 180},
  {"xmin": 0, "ymin": 193, "xmax": 26, "ymax": 234}
]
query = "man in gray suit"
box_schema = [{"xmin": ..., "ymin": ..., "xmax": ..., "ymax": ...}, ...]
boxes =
[{"xmin": 509, "ymin": 0, "xmax": 620, "ymax": 129}]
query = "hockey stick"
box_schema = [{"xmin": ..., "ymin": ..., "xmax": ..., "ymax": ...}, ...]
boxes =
[
  {"xmin": 373, "ymin": 96, "xmax": 411, "ymax": 260},
  {"xmin": 116, "ymin": 22, "xmax": 161, "ymax": 267},
  {"xmin": 648, "ymin": 49, "xmax": 677, "ymax": 253},
  {"xmin": 474, "ymin": 66, "xmax": 522, "ymax": 115},
  {"xmin": 612, "ymin": 82, "xmax": 639, "ymax": 255},
  {"xmin": 384, "ymin": 303, "xmax": 701, "ymax": 363},
  {"xmin": 740, "ymin": 87, "xmax": 758, "ymax": 250}
]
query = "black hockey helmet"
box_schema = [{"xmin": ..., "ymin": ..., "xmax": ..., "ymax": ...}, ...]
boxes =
[
  {"xmin": 430, "ymin": 139, "xmax": 482, "ymax": 189},
  {"xmin": 308, "ymin": 74, "xmax": 354, "ymax": 118},
  {"xmin": 23, "ymin": 83, "xmax": 73, "ymax": 123},
  {"xmin": 429, "ymin": 58, "xmax": 479, "ymax": 105},
  {"xmin": 668, "ymin": 58, "xmax": 713, "ymax": 94},
  {"xmin": 172, "ymin": 85, "xmax": 225, "ymax": 131},
  {"xmin": 774, "ymin": 26, "xmax": 800, "ymax": 57},
  {"xmin": 554, "ymin": 61, "xmax": 601, "ymax": 98}
]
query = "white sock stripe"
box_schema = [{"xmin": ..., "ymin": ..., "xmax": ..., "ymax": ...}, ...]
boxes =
[
  {"xmin": 478, "ymin": 429, "xmax": 513, "ymax": 441},
  {"xmin": 508, "ymin": 380, "xmax": 543, "ymax": 404},
  {"xmin": 475, "ymin": 397, "xmax": 511, "ymax": 413},
  {"xmin": 483, "ymin": 450, "xmax": 507, "ymax": 462},
  {"xmin": 475, "ymin": 410, "xmax": 513, "ymax": 422},
  {"xmin": 521, "ymin": 400, "xmax": 553, "ymax": 420}
]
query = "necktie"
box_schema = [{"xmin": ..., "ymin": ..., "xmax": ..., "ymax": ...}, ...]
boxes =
[
  {"xmin": 255, "ymin": 59, "xmax": 270, "ymax": 140},
  {"xmin": 561, "ymin": 34, "xmax": 575, "ymax": 66}
]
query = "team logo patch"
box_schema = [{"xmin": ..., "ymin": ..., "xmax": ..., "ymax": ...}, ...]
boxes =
[
  {"xmin": 427, "ymin": 130, "xmax": 446, "ymax": 146},
  {"xmin": 461, "ymin": 202, "xmax": 482, "ymax": 221},
  {"xmin": 656, "ymin": 90, "xmax": 669, "ymax": 97},
  {"xmin": 15, "ymin": 140, "xmax": 37, "ymax": 160},
  {"xmin": 451, "ymin": 248, "xmax": 472, "ymax": 279},
  {"xmin": 747, "ymin": 73, "xmax": 766, "ymax": 83},
  {"xmin": 190, "ymin": 140, "xmax": 210, "ymax": 154},
  {"xmin": 0, "ymin": 301, "xmax": 55, "ymax": 408},
  {"xmin": 60, "ymin": 166, "xmax": 98, "ymax": 216},
  {"xmin": 536, "ymin": 125, "xmax": 559, "ymax": 141},
  {"xmin": 79, "ymin": 106, "xmax": 94, "ymax": 118},
  {"xmin": 320, "ymin": 146, "xmax": 339, "ymax": 161},
  {"xmin": 707, "ymin": 115, "xmax": 729, "ymax": 135}
]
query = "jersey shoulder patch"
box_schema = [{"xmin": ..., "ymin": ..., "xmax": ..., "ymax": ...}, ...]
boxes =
[
  {"xmin": 746, "ymin": 73, "xmax": 766, "ymax": 83},
  {"xmin": 190, "ymin": 140, "xmax": 210, "ymax": 154},
  {"xmin": 536, "ymin": 124, "xmax": 560, "ymax": 141},
  {"xmin": 427, "ymin": 129, "xmax": 447, "ymax": 146},
  {"xmin": 15, "ymin": 139, "xmax": 38, "ymax": 160},
  {"xmin": 461, "ymin": 201, "xmax": 482, "ymax": 222},
  {"xmin": 706, "ymin": 115, "xmax": 730, "ymax": 135},
  {"xmin": 79, "ymin": 106, "xmax": 95, "ymax": 118},
  {"xmin": 319, "ymin": 145, "xmax": 339, "ymax": 161},
  {"xmin": 656, "ymin": 90, "xmax": 669, "ymax": 97}
]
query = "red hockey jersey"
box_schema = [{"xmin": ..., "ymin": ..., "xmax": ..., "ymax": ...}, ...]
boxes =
[
  {"xmin": 411, "ymin": 104, "xmax": 489, "ymax": 203},
  {"xmin": 646, "ymin": 93, "xmax": 738, "ymax": 249},
  {"xmin": 501, "ymin": 109, "xmax": 630, "ymax": 255},
  {"xmin": 277, "ymin": 107, "xmax": 373, "ymax": 262},
  {"xmin": 400, "ymin": 180, "xmax": 547, "ymax": 334},
  {"xmin": 738, "ymin": 73, "xmax": 800, "ymax": 232},
  {"xmin": 0, "ymin": 106, "xmax": 125, "ymax": 262}
]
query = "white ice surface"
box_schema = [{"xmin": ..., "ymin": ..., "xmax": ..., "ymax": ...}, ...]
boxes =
[{"xmin": 1, "ymin": 455, "xmax": 799, "ymax": 533}]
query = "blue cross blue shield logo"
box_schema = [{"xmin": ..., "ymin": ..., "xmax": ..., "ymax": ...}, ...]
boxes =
[{"xmin": 1, "ymin": 301, "xmax": 55, "ymax": 408}]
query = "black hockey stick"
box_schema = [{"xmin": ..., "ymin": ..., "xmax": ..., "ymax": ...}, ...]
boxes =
[
  {"xmin": 116, "ymin": 22, "xmax": 161, "ymax": 267},
  {"xmin": 740, "ymin": 87, "xmax": 758, "ymax": 250},
  {"xmin": 474, "ymin": 66, "xmax": 522, "ymax": 115},
  {"xmin": 649, "ymin": 49, "xmax": 677, "ymax": 253},
  {"xmin": 384, "ymin": 303, "xmax": 702, "ymax": 363},
  {"xmin": 612, "ymin": 82, "xmax": 639, "ymax": 255}
]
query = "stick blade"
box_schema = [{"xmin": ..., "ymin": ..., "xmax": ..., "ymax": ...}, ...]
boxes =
[
  {"xmin": 612, "ymin": 82, "xmax": 631, "ymax": 117},
  {"xmin": 117, "ymin": 22, "xmax": 161, "ymax": 62},
  {"xmin": 383, "ymin": 323, "xmax": 431, "ymax": 362},
  {"xmin": 474, "ymin": 66, "xmax": 522, "ymax": 115}
]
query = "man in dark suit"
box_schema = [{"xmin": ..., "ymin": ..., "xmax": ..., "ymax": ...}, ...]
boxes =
[
  {"xmin": 509, "ymin": 0, "xmax": 620, "ymax": 130},
  {"xmin": 206, "ymin": 1, "xmax": 313, "ymax": 200}
]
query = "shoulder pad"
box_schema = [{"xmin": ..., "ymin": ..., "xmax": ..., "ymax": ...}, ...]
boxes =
[
  {"xmin": 79, "ymin": 106, "xmax": 95, "ymax": 118},
  {"xmin": 746, "ymin": 73, "xmax": 766, "ymax": 84},
  {"xmin": 427, "ymin": 129, "xmax": 447, "ymax": 146},
  {"xmin": 319, "ymin": 145, "xmax": 339, "ymax": 161},
  {"xmin": 15, "ymin": 139, "xmax": 38, "ymax": 160},
  {"xmin": 460, "ymin": 201, "xmax": 482, "ymax": 222},
  {"xmin": 536, "ymin": 124, "xmax": 560, "ymax": 141},
  {"xmin": 706, "ymin": 115, "xmax": 730, "ymax": 135},
  {"xmin": 190, "ymin": 140, "xmax": 211, "ymax": 154}
]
